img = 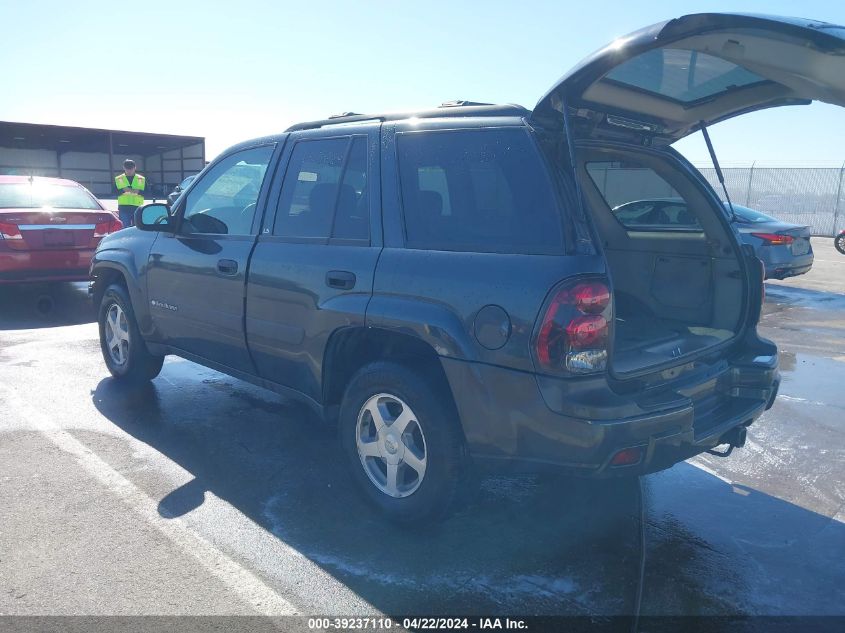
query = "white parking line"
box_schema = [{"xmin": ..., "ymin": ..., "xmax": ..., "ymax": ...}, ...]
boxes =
[{"xmin": 0, "ymin": 384, "xmax": 300, "ymax": 617}]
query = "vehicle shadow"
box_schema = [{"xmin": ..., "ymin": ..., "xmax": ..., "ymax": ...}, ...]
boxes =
[
  {"xmin": 90, "ymin": 366, "xmax": 844, "ymax": 617},
  {"xmin": 0, "ymin": 282, "xmax": 95, "ymax": 330},
  {"xmin": 640, "ymin": 464, "xmax": 845, "ymax": 616},
  {"xmin": 91, "ymin": 370, "xmax": 642, "ymax": 617}
]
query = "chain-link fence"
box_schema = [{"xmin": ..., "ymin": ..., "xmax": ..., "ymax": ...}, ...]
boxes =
[{"xmin": 696, "ymin": 166, "xmax": 845, "ymax": 236}]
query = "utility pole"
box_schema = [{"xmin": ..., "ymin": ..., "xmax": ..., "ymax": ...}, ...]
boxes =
[
  {"xmin": 107, "ymin": 132, "xmax": 115, "ymax": 201},
  {"xmin": 833, "ymin": 160, "xmax": 845, "ymax": 235},
  {"xmin": 745, "ymin": 161, "xmax": 755, "ymax": 206}
]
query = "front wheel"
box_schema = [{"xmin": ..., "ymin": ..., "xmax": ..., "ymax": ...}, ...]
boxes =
[
  {"xmin": 98, "ymin": 284, "xmax": 164, "ymax": 382},
  {"xmin": 339, "ymin": 361, "xmax": 468, "ymax": 524},
  {"xmin": 835, "ymin": 233, "xmax": 845, "ymax": 255}
]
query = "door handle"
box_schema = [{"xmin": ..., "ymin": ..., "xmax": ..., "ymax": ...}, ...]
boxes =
[
  {"xmin": 217, "ymin": 259, "xmax": 238, "ymax": 275},
  {"xmin": 326, "ymin": 270, "xmax": 356, "ymax": 290}
]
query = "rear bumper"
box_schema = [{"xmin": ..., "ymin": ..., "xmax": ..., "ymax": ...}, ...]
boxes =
[
  {"xmin": 0, "ymin": 245, "xmax": 93, "ymax": 283},
  {"xmin": 766, "ymin": 262, "xmax": 813, "ymax": 279},
  {"xmin": 763, "ymin": 251, "xmax": 813, "ymax": 280},
  {"xmin": 442, "ymin": 344, "xmax": 779, "ymax": 476}
]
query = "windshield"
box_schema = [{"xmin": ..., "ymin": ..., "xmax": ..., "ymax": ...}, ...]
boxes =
[
  {"xmin": 0, "ymin": 182, "xmax": 101, "ymax": 210},
  {"xmin": 726, "ymin": 203, "xmax": 778, "ymax": 223}
]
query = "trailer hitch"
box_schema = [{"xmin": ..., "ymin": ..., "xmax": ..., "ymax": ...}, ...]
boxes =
[{"xmin": 706, "ymin": 426, "xmax": 748, "ymax": 457}]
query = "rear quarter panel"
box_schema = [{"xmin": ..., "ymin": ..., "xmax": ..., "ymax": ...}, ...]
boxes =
[{"xmin": 367, "ymin": 249, "xmax": 607, "ymax": 371}]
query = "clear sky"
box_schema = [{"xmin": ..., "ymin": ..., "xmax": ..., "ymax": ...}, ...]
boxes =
[{"xmin": 1, "ymin": 0, "xmax": 844, "ymax": 165}]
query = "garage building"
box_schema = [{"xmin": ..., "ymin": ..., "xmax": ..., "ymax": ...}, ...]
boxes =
[{"xmin": 0, "ymin": 120, "xmax": 205, "ymax": 200}]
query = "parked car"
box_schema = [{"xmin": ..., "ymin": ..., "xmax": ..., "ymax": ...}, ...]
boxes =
[
  {"xmin": 836, "ymin": 229, "xmax": 845, "ymax": 255},
  {"xmin": 610, "ymin": 198, "xmax": 813, "ymax": 279},
  {"xmin": 90, "ymin": 13, "xmax": 845, "ymax": 522},
  {"xmin": 167, "ymin": 175, "xmax": 197, "ymax": 206},
  {"xmin": 0, "ymin": 176, "xmax": 122, "ymax": 284},
  {"xmin": 727, "ymin": 204, "xmax": 813, "ymax": 279}
]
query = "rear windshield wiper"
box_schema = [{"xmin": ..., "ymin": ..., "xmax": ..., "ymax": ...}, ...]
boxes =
[{"xmin": 699, "ymin": 121, "xmax": 738, "ymax": 223}]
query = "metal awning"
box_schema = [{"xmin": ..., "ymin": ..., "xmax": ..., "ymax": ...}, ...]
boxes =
[
  {"xmin": 0, "ymin": 121, "xmax": 203, "ymax": 156},
  {"xmin": 0, "ymin": 121, "xmax": 206, "ymax": 198}
]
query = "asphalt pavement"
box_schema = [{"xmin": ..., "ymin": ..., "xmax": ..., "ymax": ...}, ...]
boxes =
[{"xmin": 0, "ymin": 239, "xmax": 842, "ymax": 622}]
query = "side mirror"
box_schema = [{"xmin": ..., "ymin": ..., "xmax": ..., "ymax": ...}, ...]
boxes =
[{"xmin": 135, "ymin": 203, "xmax": 172, "ymax": 231}]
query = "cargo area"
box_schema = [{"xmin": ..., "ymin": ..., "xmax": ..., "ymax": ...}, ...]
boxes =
[{"xmin": 577, "ymin": 143, "xmax": 746, "ymax": 375}]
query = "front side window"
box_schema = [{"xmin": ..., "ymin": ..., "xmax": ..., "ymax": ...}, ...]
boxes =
[
  {"xmin": 586, "ymin": 160, "xmax": 702, "ymax": 230},
  {"xmin": 397, "ymin": 128, "xmax": 564, "ymax": 254},
  {"xmin": 273, "ymin": 137, "xmax": 369, "ymax": 241},
  {"xmin": 182, "ymin": 145, "xmax": 273, "ymax": 235}
]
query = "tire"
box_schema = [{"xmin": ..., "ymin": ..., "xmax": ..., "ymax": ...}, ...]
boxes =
[
  {"xmin": 835, "ymin": 234, "xmax": 845, "ymax": 255},
  {"xmin": 98, "ymin": 284, "xmax": 164, "ymax": 383},
  {"xmin": 339, "ymin": 361, "xmax": 468, "ymax": 524}
]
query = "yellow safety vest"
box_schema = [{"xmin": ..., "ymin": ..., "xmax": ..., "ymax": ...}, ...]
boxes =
[{"xmin": 115, "ymin": 173, "xmax": 146, "ymax": 206}]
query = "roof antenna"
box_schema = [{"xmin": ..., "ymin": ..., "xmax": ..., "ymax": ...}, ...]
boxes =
[{"xmin": 699, "ymin": 121, "xmax": 737, "ymax": 222}]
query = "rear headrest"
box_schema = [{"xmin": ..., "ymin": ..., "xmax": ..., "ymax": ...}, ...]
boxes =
[
  {"xmin": 335, "ymin": 184, "xmax": 357, "ymax": 216},
  {"xmin": 418, "ymin": 190, "xmax": 443, "ymax": 217},
  {"xmin": 309, "ymin": 183, "xmax": 337, "ymax": 216},
  {"xmin": 309, "ymin": 183, "xmax": 359, "ymax": 218},
  {"xmin": 676, "ymin": 207, "xmax": 695, "ymax": 225}
]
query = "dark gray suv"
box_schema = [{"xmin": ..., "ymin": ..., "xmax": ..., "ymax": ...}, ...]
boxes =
[{"xmin": 90, "ymin": 13, "xmax": 845, "ymax": 522}]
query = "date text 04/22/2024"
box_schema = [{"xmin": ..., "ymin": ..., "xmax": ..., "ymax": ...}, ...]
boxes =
[{"xmin": 307, "ymin": 618, "xmax": 528, "ymax": 630}]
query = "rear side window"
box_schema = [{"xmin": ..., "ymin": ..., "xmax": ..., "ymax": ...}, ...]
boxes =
[
  {"xmin": 334, "ymin": 138, "xmax": 370, "ymax": 240},
  {"xmin": 585, "ymin": 161, "xmax": 702, "ymax": 231},
  {"xmin": 274, "ymin": 137, "xmax": 369, "ymax": 241},
  {"xmin": 397, "ymin": 128, "xmax": 564, "ymax": 254}
]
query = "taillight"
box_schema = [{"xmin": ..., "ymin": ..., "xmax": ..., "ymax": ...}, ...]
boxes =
[
  {"xmin": 93, "ymin": 216, "xmax": 123, "ymax": 237},
  {"xmin": 571, "ymin": 282, "xmax": 611, "ymax": 314},
  {"xmin": 751, "ymin": 232, "xmax": 793, "ymax": 246},
  {"xmin": 0, "ymin": 221, "xmax": 22, "ymax": 240},
  {"xmin": 534, "ymin": 278, "xmax": 612, "ymax": 375},
  {"xmin": 566, "ymin": 315, "xmax": 608, "ymax": 348}
]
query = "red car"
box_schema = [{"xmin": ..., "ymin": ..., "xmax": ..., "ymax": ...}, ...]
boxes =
[{"xmin": 0, "ymin": 176, "xmax": 122, "ymax": 284}]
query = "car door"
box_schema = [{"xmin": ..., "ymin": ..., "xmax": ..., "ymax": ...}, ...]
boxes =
[
  {"xmin": 245, "ymin": 124, "xmax": 382, "ymax": 403},
  {"xmin": 145, "ymin": 143, "xmax": 278, "ymax": 374}
]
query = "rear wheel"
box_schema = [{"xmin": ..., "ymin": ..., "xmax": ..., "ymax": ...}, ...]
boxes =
[
  {"xmin": 98, "ymin": 284, "xmax": 164, "ymax": 382},
  {"xmin": 835, "ymin": 233, "xmax": 845, "ymax": 255},
  {"xmin": 339, "ymin": 361, "xmax": 468, "ymax": 524}
]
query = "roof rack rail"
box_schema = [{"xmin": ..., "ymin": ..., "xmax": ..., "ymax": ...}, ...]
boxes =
[
  {"xmin": 285, "ymin": 103, "xmax": 530, "ymax": 132},
  {"xmin": 328, "ymin": 111, "xmax": 363, "ymax": 119},
  {"xmin": 286, "ymin": 113, "xmax": 387, "ymax": 132},
  {"xmin": 439, "ymin": 100, "xmax": 493, "ymax": 108}
]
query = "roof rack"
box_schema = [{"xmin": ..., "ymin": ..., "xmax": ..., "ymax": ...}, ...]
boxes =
[
  {"xmin": 285, "ymin": 103, "xmax": 529, "ymax": 132},
  {"xmin": 438, "ymin": 100, "xmax": 494, "ymax": 108},
  {"xmin": 328, "ymin": 111, "xmax": 363, "ymax": 119}
]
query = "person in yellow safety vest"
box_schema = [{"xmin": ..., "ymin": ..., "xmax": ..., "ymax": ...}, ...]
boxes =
[{"xmin": 115, "ymin": 159, "xmax": 146, "ymax": 228}]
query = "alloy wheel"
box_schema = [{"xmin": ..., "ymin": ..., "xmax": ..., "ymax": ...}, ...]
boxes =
[
  {"xmin": 355, "ymin": 393, "xmax": 428, "ymax": 498},
  {"xmin": 104, "ymin": 303, "xmax": 130, "ymax": 367}
]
